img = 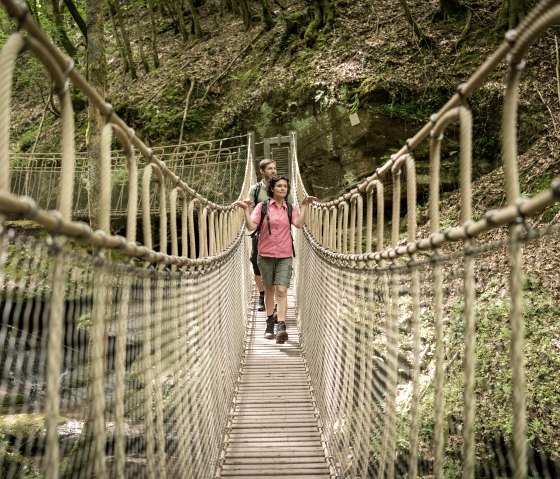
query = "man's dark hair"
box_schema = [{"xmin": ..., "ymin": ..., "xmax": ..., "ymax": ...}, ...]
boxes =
[{"xmin": 266, "ymin": 175, "xmax": 291, "ymax": 198}]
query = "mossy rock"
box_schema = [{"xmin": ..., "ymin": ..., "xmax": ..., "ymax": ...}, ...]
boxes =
[
  {"xmin": 0, "ymin": 414, "xmax": 45, "ymax": 438},
  {"xmin": 0, "ymin": 413, "xmax": 70, "ymax": 439}
]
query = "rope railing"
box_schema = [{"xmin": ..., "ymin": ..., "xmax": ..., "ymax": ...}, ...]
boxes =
[
  {"xmin": 0, "ymin": 1, "xmax": 257, "ymax": 477},
  {"xmin": 1, "ymin": 0, "xmax": 560, "ymax": 478},
  {"xmin": 9, "ymin": 138, "xmax": 248, "ymax": 215},
  {"xmin": 291, "ymin": 0, "xmax": 560, "ymax": 477}
]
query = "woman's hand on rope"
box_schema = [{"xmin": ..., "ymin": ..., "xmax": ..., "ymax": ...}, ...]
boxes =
[
  {"xmin": 301, "ymin": 196, "xmax": 317, "ymax": 206},
  {"xmin": 233, "ymin": 199, "xmax": 252, "ymax": 210},
  {"xmin": 234, "ymin": 199, "xmax": 257, "ymax": 231}
]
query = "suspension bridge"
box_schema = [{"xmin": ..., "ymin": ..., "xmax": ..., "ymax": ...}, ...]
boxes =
[{"xmin": 1, "ymin": 0, "xmax": 560, "ymax": 478}]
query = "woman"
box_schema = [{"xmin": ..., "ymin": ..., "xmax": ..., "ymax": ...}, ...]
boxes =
[{"xmin": 234, "ymin": 176, "xmax": 316, "ymax": 343}]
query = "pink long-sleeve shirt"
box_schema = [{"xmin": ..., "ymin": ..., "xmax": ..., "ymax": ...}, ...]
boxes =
[{"xmin": 251, "ymin": 200, "xmax": 299, "ymax": 258}]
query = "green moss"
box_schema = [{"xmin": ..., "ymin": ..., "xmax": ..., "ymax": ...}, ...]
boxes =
[
  {"xmin": 520, "ymin": 170, "xmax": 555, "ymax": 196},
  {"xmin": 540, "ymin": 202, "xmax": 559, "ymax": 223},
  {"xmin": 230, "ymin": 67, "xmax": 261, "ymax": 86},
  {"xmin": 0, "ymin": 413, "xmax": 69, "ymax": 437},
  {"xmin": 1, "ymin": 394, "xmax": 26, "ymax": 406},
  {"xmin": 0, "ymin": 435, "xmax": 42, "ymax": 478},
  {"xmin": 432, "ymin": 288, "xmax": 560, "ymax": 461}
]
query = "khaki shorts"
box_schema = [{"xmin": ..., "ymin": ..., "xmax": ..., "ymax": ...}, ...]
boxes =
[{"xmin": 257, "ymin": 256, "xmax": 293, "ymax": 287}]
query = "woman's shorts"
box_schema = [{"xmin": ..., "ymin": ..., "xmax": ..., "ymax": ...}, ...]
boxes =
[{"xmin": 257, "ymin": 256, "xmax": 293, "ymax": 287}]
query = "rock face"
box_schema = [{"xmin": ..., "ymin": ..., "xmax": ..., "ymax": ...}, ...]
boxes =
[{"xmin": 242, "ymin": 92, "xmax": 506, "ymax": 201}]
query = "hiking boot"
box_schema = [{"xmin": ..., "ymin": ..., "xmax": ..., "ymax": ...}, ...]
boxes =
[
  {"xmin": 276, "ymin": 321, "xmax": 288, "ymax": 344},
  {"xmin": 257, "ymin": 292, "xmax": 265, "ymax": 312},
  {"xmin": 264, "ymin": 317, "xmax": 275, "ymax": 340}
]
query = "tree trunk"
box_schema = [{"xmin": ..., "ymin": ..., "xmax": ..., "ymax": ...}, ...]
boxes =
[
  {"xmin": 50, "ymin": 0, "xmax": 77, "ymax": 56},
  {"xmin": 25, "ymin": 0, "xmax": 41, "ymax": 26},
  {"xmin": 132, "ymin": 0, "xmax": 150, "ymax": 73},
  {"xmin": 173, "ymin": 0, "xmax": 190, "ymax": 41},
  {"xmin": 147, "ymin": 0, "xmax": 160, "ymax": 68},
  {"xmin": 257, "ymin": 0, "xmax": 274, "ymax": 30},
  {"xmin": 321, "ymin": 0, "xmax": 334, "ymax": 33},
  {"xmin": 185, "ymin": 0, "xmax": 203, "ymax": 38},
  {"xmin": 304, "ymin": 0, "xmax": 322, "ymax": 46},
  {"xmin": 63, "ymin": 0, "xmax": 88, "ymax": 41},
  {"xmin": 238, "ymin": 0, "xmax": 252, "ymax": 30},
  {"xmin": 111, "ymin": 0, "xmax": 138, "ymax": 80},
  {"xmin": 303, "ymin": 0, "xmax": 334, "ymax": 46},
  {"xmin": 108, "ymin": 3, "xmax": 130, "ymax": 73},
  {"xmin": 438, "ymin": 0, "xmax": 463, "ymax": 21},
  {"xmin": 398, "ymin": 0, "xmax": 432, "ymax": 47},
  {"xmin": 86, "ymin": 0, "xmax": 107, "ymax": 231},
  {"xmin": 495, "ymin": 0, "xmax": 530, "ymax": 34}
]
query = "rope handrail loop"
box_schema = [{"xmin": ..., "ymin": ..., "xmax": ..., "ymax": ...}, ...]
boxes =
[
  {"xmin": 22, "ymin": 37, "xmax": 77, "ymax": 222},
  {"xmin": 0, "ymin": 0, "xmax": 246, "ymax": 213},
  {"xmin": 141, "ymin": 162, "xmax": 168, "ymax": 259},
  {"xmin": 297, "ymin": 0, "xmax": 559, "ymax": 214},
  {"xmin": 0, "ymin": 33, "xmax": 30, "ymax": 195}
]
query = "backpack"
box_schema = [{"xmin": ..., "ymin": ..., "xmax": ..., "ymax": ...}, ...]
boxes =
[{"xmin": 250, "ymin": 198, "xmax": 295, "ymax": 257}]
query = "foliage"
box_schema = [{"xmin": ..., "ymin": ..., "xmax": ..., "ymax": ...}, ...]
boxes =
[
  {"xmin": 420, "ymin": 282, "xmax": 560, "ymax": 465},
  {"xmin": 0, "ymin": 432, "xmax": 42, "ymax": 478},
  {"xmin": 0, "ymin": 413, "xmax": 46, "ymax": 438},
  {"xmin": 230, "ymin": 67, "xmax": 261, "ymax": 86}
]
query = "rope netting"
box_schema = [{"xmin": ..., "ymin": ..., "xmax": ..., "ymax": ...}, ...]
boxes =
[
  {"xmin": 0, "ymin": 1, "xmax": 256, "ymax": 477},
  {"xmin": 9, "ymin": 138, "xmax": 248, "ymax": 217},
  {"xmin": 1, "ymin": 0, "xmax": 560, "ymax": 477},
  {"xmin": 0, "ymin": 230, "xmax": 252, "ymax": 478},
  {"xmin": 290, "ymin": 1, "xmax": 560, "ymax": 477}
]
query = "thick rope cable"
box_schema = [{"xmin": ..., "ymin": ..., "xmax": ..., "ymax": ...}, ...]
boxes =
[{"xmin": 406, "ymin": 155, "xmax": 420, "ymax": 479}]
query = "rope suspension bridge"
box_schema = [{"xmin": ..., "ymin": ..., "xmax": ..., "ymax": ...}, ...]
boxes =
[{"xmin": 1, "ymin": 0, "xmax": 559, "ymax": 477}]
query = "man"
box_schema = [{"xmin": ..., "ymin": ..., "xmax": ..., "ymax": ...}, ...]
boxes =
[{"xmin": 247, "ymin": 159, "xmax": 277, "ymax": 311}]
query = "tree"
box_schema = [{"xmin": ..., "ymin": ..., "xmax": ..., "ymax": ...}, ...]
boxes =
[
  {"xmin": 109, "ymin": 0, "xmax": 137, "ymax": 79},
  {"xmin": 108, "ymin": 3, "xmax": 131, "ymax": 73},
  {"xmin": 397, "ymin": 0, "xmax": 432, "ymax": 48},
  {"xmin": 495, "ymin": 0, "xmax": 530, "ymax": 32},
  {"xmin": 132, "ymin": 0, "xmax": 150, "ymax": 73},
  {"xmin": 257, "ymin": 0, "xmax": 274, "ymax": 30},
  {"xmin": 238, "ymin": 0, "xmax": 252, "ymax": 30},
  {"xmin": 436, "ymin": 0, "xmax": 465, "ymax": 21},
  {"xmin": 50, "ymin": 0, "xmax": 77, "ymax": 56},
  {"xmin": 62, "ymin": 0, "xmax": 88, "ymax": 41},
  {"xmin": 147, "ymin": 0, "xmax": 160, "ymax": 68},
  {"xmin": 185, "ymin": 0, "xmax": 203, "ymax": 38},
  {"xmin": 86, "ymin": 0, "xmax": 107, "ymax": 230},
  {"xmin": 303, "ymin": 0, "xmax": 334, "ymax": 47}
]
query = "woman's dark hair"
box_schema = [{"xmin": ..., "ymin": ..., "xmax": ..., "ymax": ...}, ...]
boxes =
[{"xmin": 266, "ymin": 175, "xmax": 291, "ymax": 198}]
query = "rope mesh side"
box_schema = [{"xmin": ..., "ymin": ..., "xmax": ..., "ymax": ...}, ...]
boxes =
[{"xmin": 2, "ymin": 0, "xmax": 560, "ymax": 477}]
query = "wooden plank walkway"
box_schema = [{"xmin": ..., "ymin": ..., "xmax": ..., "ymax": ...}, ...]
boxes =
[{"xmin": 219, "ymin": 288, "xmax": 333, "ymax": 478}]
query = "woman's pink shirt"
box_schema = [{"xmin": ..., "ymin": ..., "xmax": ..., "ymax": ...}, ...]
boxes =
[{"xmin": 251, "ymin": 200, "xmax": 299, "ymax": 258}]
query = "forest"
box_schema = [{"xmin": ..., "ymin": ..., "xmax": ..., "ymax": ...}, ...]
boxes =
[{"xmin": 1, "ymin": 0, "xmax": 559, "ymax": 477}]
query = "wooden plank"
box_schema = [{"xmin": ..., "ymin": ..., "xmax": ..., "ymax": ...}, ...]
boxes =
[
  {"xmin": 225, "ymin": 457, "xmax": 327, "ymax": 465},
  {"xmin": 222, "ymin": 475, "xmax": 330, "ymax": 479},
  {"xmin": 222, "ymin": 466, "xmax": 330, "ymax": 473},
  {"xmin": 226, "ymin": 452, "xmax": 326, "ymax": 460},
  {"xmin": 220, "ymin": 288, "xmax": 331, "ymax": 478}
]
